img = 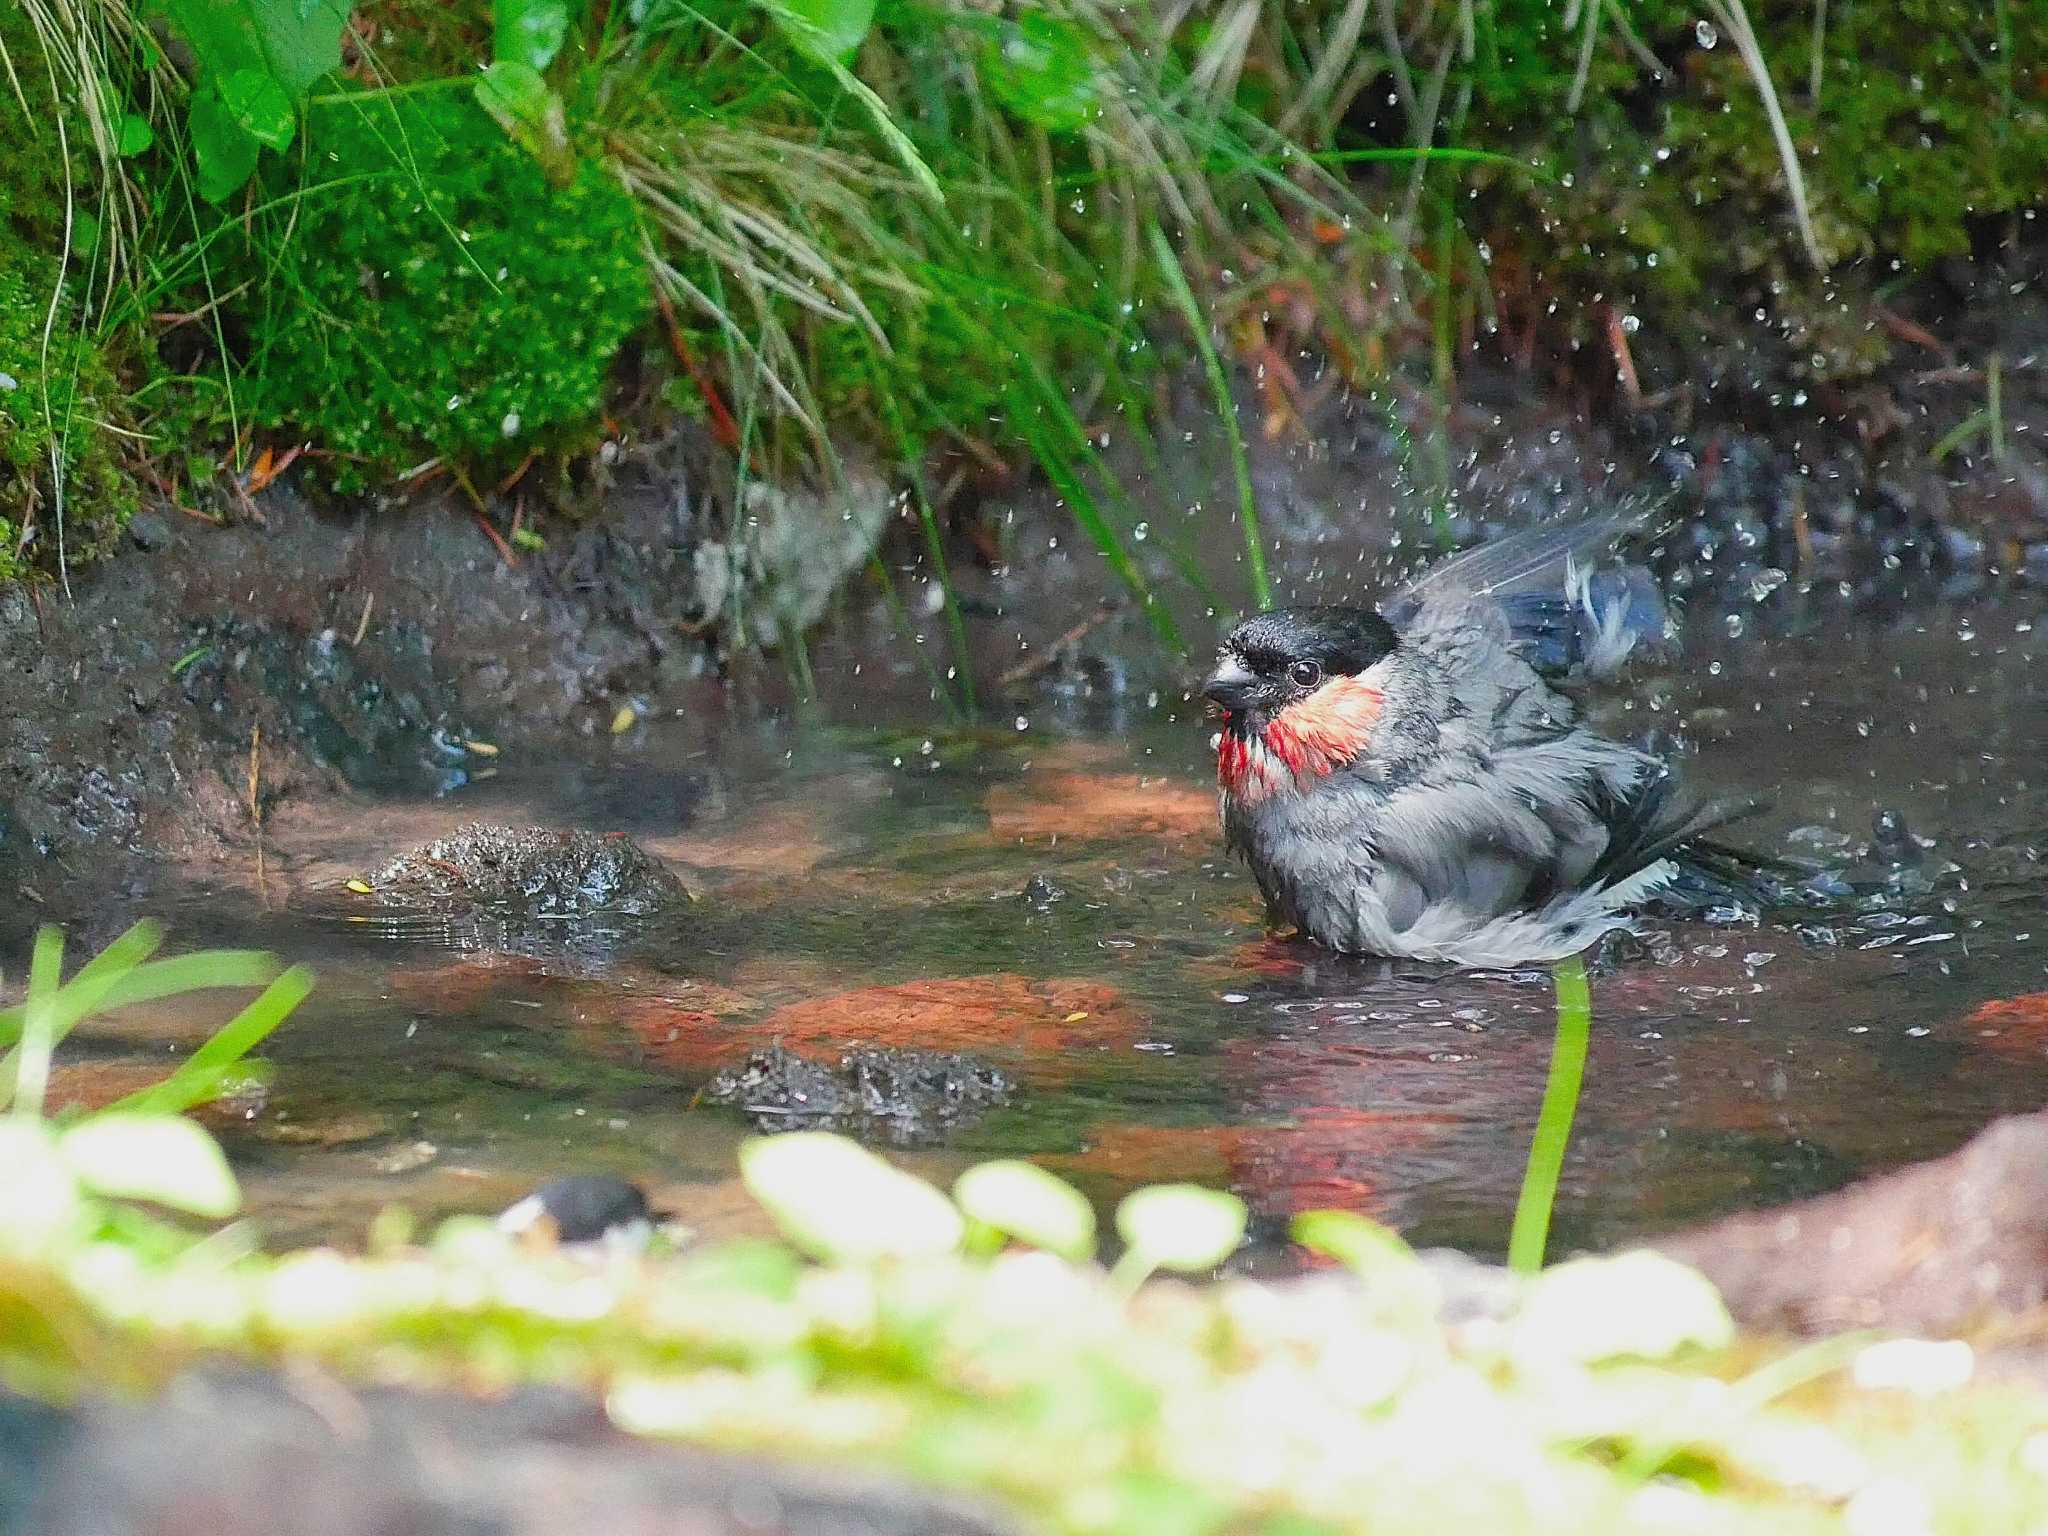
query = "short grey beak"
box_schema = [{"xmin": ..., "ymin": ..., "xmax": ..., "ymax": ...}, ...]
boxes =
[{"xmin": 1202, "ymin": 655, "xmax": 1256, "ymax": 711}]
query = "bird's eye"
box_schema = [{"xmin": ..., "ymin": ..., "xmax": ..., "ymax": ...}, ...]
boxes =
[{"xmin": 1288, "ymin": 659, "xmax": 1324, "ymax": 689}]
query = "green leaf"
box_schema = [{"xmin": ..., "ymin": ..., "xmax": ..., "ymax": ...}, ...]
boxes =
[
  {"xmin": 740, "ymin": 1132, "xmax": 963, "ymax": 1263},
  {"xmin": 117, "ymin": 112, "xmax": 155, "ymax": 156},
  {"xmin": 1291, "ymin": 1210, "xmax": 1416, "ymax": 1275},
  {"xmin": 767, "ymin": 0, "xmax": 874, "ymax": 65},
  {"xmin": 189, "ymin": 84, "xmax": 261, "ymax": 203},
  {"xmin": 1292, "ymin": 1210, "xmax": 1437, "ymax": 1325},
  {"xmin": 151, "ymin": 0, "xmax": 349, "ymax": 97},
  {"xmin": 674, "ymin": 1238, "xmax": 804, "ymax": 1299},
  {"xmin": 1115, "ymin": 1184, "xmax": 1245, "ymax": 1274},
  {"xmin": 495, "ymin": 0, "xmax": 572, "ymax": 70},
  {"xmin": 58, "ymin": 1114, "xmax": 241, "ymax": 1219},
  {"xmin": 983, "ymin": 13, "xmax": 1100, "ymax": 134},
  {"xmin": 0, "ymin": 1121, "xmax": 81, "ymax": 1249},
  {"xmin": 474, "ymin": 61, "xmax": 573, "ymax": 180},
  {"xmin": 220, "ymin": 67, "xmax": 295, "ymax": 151},
  {"xmin": 954, "ymin": 1159, "xmax": 1096, "ymax": 1261},
  {"xmin": 1511, "ymin": 1250, "xmax": 1734, "ymax": 1366}
]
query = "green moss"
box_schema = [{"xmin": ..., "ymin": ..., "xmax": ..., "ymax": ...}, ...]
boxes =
[
  {"xmin": 227, "ymin": 89, "xmax": 650, "ymax": 488},
  {"xmin": 0, "ymin": 13, "xmax": 138, "ymax": 583},
  {"xmin": 1455, "ymin": 0, "xmax": 2047, "ymax": 381}
]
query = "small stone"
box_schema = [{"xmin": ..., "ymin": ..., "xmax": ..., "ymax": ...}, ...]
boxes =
[
  {"xmin": 374, "ymin": 1139, "xmax": 439, "ymax": 1175},
  {"xmin": 127, "ymin": 512, "xmax": 173, "ymax": 552},
  {"xmin": 373, "ymin": 824, "xmax": 690, "ymax": 918}
]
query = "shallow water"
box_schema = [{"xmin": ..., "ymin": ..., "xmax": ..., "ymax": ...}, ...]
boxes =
[{"xmin": 43, "ymin": 578, "xmax": 2048, "ymax": 1265}]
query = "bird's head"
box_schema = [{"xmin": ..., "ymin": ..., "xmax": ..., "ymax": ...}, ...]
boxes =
[{"xmin": 1204, "ymin": 606, "xmax": 1396, "ymax": 801}]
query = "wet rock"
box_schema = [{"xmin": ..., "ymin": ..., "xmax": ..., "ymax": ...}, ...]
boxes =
[
  {"xmin": 1871, "ymin": 808, "xmax": 1921, "ymax": 864},
  {"xmin": 754, "ymin": 974, "xmax": 1146, "ymax": 1083},
  {"xmin": 707, "ymin": 1043, "xmax": 1012, "ymax": 1147},
  {"xmin": 1019, "ymin": 875, "xmax": 1066, "ymax": 909},
  {"xmin": 125, "ymin": 511, "xmax": 172, "ymax": 553},
  {"xmin": 7, "ymin": 1370, "xmax": 1019, "ymax": 1536},
  {"xmin": 697, "ymin": 464, "xmax": 896, "ymax": 649},
  {"xmin": 373, "ymin": 824, "xmax": 690, "ymax": 917},
  {"xmin": 1654, "ymin": 1109, "xmax": 2048, "ymax": 1335}
]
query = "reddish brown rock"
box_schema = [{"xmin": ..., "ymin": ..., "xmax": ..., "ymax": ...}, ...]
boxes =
[
  {"xmin": 754, "ymin": 974, "xmax": 1146, "ymax": 1084},
  {"xmin": 1957, "ymin": 992, "xmax": 2048, "ymax": 1062},
  {"xmin": 39, "ymin": 1059, "xmax": 264, "ymax": 1130},
  {"xmin": 985, "ymin": 769, "xmax": 1215, "ymax": 845}
]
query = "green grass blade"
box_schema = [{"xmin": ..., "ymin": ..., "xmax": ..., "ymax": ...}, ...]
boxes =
[
  {"xmin": 9, "ymin": 926, "xmax": 68, "ymax": 1118},
  {"xmin": 1508, "ymin": 954, "xmax": 1592, "ymax": 1275},
  {"xmin": 107, "ymin": 966, "xmax": 315, "ymax": 1117},
  {"xmin": 1147, "ymin": 222, "xmax": 1270, "ymax": 612},
  {"xmin": 0, "ymin": 949, "xmax": 280, "ymax": 1049},
  {"xmin": 803, "ymin": 50, "xmax": 942, "ymax": 203}
]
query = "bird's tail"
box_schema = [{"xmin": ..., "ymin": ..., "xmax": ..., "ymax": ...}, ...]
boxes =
[{"xmin": 1589, "ymin": 765, "xmax": 1788, "ymax": 889}]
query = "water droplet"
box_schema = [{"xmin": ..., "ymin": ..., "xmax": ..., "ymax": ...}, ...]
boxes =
[{"xmin": 1695, "ymin": 18, "xmax": 1717, "ymax": 46}]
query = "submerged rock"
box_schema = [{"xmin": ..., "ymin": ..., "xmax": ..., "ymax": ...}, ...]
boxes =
[
  {"xmin": 373, "ymin": 824, "xmax": 690, "ymax": 917},
  {"xmin": 707, "ymin": 1043, "xmax": 1012, "ymax": 1147}
]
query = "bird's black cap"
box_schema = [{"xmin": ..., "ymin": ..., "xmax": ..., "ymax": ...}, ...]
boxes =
[{"xmin": 1221, "ymin": 607, "xmax": 1398, "ymax": 677}]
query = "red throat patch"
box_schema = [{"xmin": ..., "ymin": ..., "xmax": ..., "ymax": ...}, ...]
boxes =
[{"xmin": 1217, "ymin": 674, "xmax": 1383, "ymax": 801}]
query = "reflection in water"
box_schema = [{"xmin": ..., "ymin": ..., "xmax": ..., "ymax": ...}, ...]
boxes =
[{"xmin": 28, "ymin": 593, "xmax": 2048, "ymax": 1262}]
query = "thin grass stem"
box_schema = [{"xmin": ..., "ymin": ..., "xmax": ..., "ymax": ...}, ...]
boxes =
[{"xmin": 1508, "ymin": 954, "xmax": 1592, "ymax": 1275}]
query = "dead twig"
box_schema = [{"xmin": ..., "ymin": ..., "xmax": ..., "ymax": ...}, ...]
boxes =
[
  {"xmin": 997, "ymin": 606, "xmax": 1118, "ymax": 689},
  {"xmin": 1605, "ymin": 305, "xmax": 1645, "ymax": 411},
  {"xmin": 1877, "ymin": 305, "xmax": 1957, "ymax": 364},
  {"xmin": 495, "ymin": 451, "xmax": 538, "ymax": 497},
  {"xmin": 651, "ymin": 269, "xmax": 742, "ymax": 450},
  {"xmin": 450, "ymin": 468, "xmax": 520, "ymax": 568}
]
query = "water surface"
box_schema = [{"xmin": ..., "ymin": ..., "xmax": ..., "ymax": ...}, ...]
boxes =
[{"xmin": 54, "ymin": 584, "xmax": 2048, "ymax": 1264}]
